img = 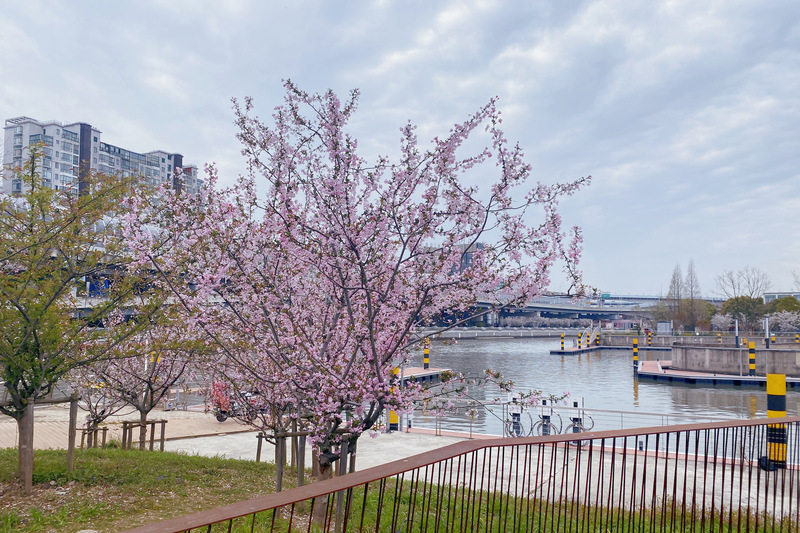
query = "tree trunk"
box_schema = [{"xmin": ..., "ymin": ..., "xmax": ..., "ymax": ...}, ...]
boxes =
[
  {"xmin": 312, "ymin": 454, "xmax": 334, "ymax": 524},
  {"xmin": 17, "ymin": 401, "xmax": 35, "ymax": 494},
  {"xmin": 138, "ymin": 411, "xmax": 148, "ymax": 450}
]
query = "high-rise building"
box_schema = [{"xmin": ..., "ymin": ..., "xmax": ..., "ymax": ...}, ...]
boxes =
[{"xmin": 2, "ymin": 116, "xmax": 203, "ymax": 195}]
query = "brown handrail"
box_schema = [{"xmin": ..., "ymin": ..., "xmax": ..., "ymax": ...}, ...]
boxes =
[{"xmin": 122, "ymin": 416, "xmax": 800, "ymax": 533}]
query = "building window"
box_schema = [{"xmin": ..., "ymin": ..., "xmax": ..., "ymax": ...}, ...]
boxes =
[
  {"xmin": 57, "ymin": 129, "xmax": 60, "ymax": 135},
  {"xmin": 13, "ymin": 126, "xmax": 22, "ymax": 134},
  {"xmin": 93, "ymin": 147, "xmax": 97, "ymax": 153},
  {"xmin": 93, "ymin": 136, "xmax": 98, "ymax": 142}
]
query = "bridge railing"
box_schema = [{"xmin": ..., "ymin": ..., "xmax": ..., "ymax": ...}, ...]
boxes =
[{"xmin": 124, "ymin": 417, "xmax": 800, "ymax": 533}]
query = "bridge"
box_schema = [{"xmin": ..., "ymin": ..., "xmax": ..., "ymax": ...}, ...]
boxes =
[{"xmin": 472, "ymin": 293, "xmax": 724, "ymax": 323}]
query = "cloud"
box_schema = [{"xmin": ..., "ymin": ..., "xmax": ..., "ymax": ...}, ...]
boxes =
[{"xmin": 1, "ymin": 0, "xmax": 799, "ymax": 294}]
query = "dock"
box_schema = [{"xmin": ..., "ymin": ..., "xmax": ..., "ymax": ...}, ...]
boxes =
[
  {"xmin": 400, "ymin": 366, "xmax": 450, "ymax": 386},
  {"xmin": 550, "ymin": 345, "xmax": 671, "ymax": 356},
  {"xmin": 637, "ymin": 360, "xmax": 800, "ymax": 388}
]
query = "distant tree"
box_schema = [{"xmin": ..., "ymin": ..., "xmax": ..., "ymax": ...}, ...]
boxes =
[
  {"xmin": 667, "ymin": 264, "xmax": 685, "ymax": 326},
  {"xmin": 721, "ymin": 296, "xmax": 764, "ymax": 332},
  {"xmin": 768, "ymin": 310, "xmax": 800, "ymax": 332},
  {"xmin": 711, "ymin": 313, "xmax": 732, "ymax": 332},
  {"xmin": 0, "ymin": 145, "xmax": 151, "ymax": 493},
  {"xmin": 765, "ymin": 296, "xmax": 800, "ymax": 314},
  {"xmin": 684, "ymin": 259, "xmax": 701, "ymax": 329},
  {"xmin": 651, "ymin": 298, "xmax": 669, "ymax": 322},
  {"xmin": 715, "ymin": 266, "xmax": 771, "ymax": 299}
]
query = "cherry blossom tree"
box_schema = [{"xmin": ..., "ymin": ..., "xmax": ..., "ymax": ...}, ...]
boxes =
[
  {"xmin": 68, "ymin": 360, "xmax": 127, "ymax": 446},
  {"xmin": 84, "ymin": 307, "xmax": 201, "ymax": 449},
  {"xmin": 710, "ymin": 313, "xmax": 732, "ymax": 332},
  {"xmin": 767, "ymin": 310, "xmax": 800, "ymax": 332},
  {"xmin": 125, "ymin": 81, "xmax": 589, "ymax": 478}
]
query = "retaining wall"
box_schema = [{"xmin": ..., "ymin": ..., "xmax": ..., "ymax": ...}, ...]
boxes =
[{"xmin": 672, "ymin": 345, "xmax": 800, "ymax": 377}]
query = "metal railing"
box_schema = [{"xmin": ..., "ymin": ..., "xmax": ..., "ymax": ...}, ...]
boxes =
[
  {"xmin": 124, "ymin": 416, "xmax": 800, "ymax": 532},
  {"xmin": 410, "ymin": 400, "xmax": 748, "ymax": 437}
]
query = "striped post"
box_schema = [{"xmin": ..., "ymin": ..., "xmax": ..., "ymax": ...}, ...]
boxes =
[
  {"xmin": 423, "ymin": 338, "xmax": 430, "ymax": 370},
  {"xmin": 389, "ymin": 367, "xmax": 399, "ymax": 431},
  {"xmin": 578, "ymin": 332, "xmax": 582, "ymax": 349},
  {"xmin": 560, "ymin": 332, "xmax": 565, "ymax": 351},
  {"xmin": 595, "ymin": 331, "xmax": 600, "ymax": 346},
  {"xmin": 647, "ymin": 331, "xmax": 652, "ymax": 346},
  {"xmin": 748, "ymin": 341, "xmax": 756, "ymax": 376},
  {"xmin": 717, "ymin": 333, "xmax": 722, "ymax": 344},
  {"xmin": 760, "ymin": 373, "xmax": 787, "ymax": 470},
  {"xmin": 632, "ymin": 338, "xmax": 639, "ymax": 371},
  {"xmin": 796, "ymin": 333, "xmax": 799, "ymax": 344},
  {"xmin": 771, "ymin": 334, "xmax": 776, "ymax": 346}
]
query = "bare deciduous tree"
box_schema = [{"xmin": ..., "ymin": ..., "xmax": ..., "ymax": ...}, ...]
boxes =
[{"xmin": 715, "ymin": 266, "xmax": 771, "ymax": 299}]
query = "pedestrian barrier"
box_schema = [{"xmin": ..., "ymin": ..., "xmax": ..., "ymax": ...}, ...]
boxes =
[{"xmin": 123, "ymin": 416, "xmax": 800, "ymax": 533}]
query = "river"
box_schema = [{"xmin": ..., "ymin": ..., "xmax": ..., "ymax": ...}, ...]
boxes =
[{"xmin": 407, "ymin": 337, "xmax": 800, "ymax": 436}]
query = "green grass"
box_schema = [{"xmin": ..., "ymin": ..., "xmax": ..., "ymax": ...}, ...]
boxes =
[
  {"xmin": 0, "ymin": 447, "xmax": 286, "ymax": 532},
  {"xmin": 0, "ymin": 449, "xmax": 795, "ymax": 532}
]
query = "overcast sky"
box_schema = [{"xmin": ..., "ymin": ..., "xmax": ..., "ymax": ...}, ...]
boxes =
[{"xmin": 2, "ymin": 0, "xmax": 799, "ymax": 297}]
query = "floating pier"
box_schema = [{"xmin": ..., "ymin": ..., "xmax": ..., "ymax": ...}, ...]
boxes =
[
  {"xmin": 637, "ymin": 360, "xmax": 800, "ymax": 388},
  {"xmin": 400, "ymin": 366, "xmax": 450, "ymax": 386},
  {"xmin": 550, "ymin": 345, "xmax": 671, "ymax": 356}
]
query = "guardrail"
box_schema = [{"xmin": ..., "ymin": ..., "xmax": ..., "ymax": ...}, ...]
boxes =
[
  {"xmin": 124, "ymin": 416, "xmax": 800, "ymax": 532},
  {"xmin": 409, "ymin": 401, "xmax": 746, "ymax": 437}
]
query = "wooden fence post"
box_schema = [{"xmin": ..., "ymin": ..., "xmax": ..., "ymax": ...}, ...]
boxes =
[{"xmin": 66, "ymin": 394, "xmax": 78, "ymax": 475}]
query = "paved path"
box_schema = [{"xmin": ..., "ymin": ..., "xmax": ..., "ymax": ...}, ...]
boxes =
[
  {"xmin": 0, "ymin": 403, "xmax": 476, "ymax": 470},
  {"xmin": 0, "ymin": 404, "xmax": 254, "ymax": 450}
]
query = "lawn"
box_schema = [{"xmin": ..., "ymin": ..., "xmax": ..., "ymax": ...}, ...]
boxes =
[{"xmin": 0, "ymin": 447, "xmax": 285, "ymax": 532}]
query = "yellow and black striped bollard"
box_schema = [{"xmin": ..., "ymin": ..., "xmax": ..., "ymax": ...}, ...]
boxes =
[
  {"xmin": 633, "ymin": 338, "xmax": 639, "ymax": 371},
  {"xmin": 595, "ymin": 331, "xmax": 600, "ymax": 346},
  {"xmin": 760, "ymin": 373, "xmax": 787, "ymax": 471},
  {"xmin": 561, "ymin": 332, "xmax": 565, "ymax": 351},
  {"xmin": 796, "ymin": 333, "xmax": 799, "ymax": 344},
  {"xmin": 748, "ymin": 341, "xmax": 756, "ymax": 377},
  {"xmin": 717, "ymin": 333, "xmax": 722, "ymax": 344},
  {"xmin": 423, "ymin": 338, "xmax": 430, "ymax": 370},
  {"xmin": 647, "ymin": 331, "xmax": 651, "ymax": 346},
  {"xmin": 389, "ymin": 367, "xmax": 400, "ymax": 431}
]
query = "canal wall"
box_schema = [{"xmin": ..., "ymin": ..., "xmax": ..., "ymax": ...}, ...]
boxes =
[{"xmin": 672, "ymin": 345, "xmax": 800, "ymax": 378}]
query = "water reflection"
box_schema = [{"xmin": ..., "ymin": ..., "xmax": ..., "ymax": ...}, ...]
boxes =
[{"xmin": 409, "ymin": 337, "xmax": 798, "ymax": 435}]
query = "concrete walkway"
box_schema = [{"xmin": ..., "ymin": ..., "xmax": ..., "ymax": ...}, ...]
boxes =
[{"xmin": 0, "ymin": 403, "xmax": 475, "ymax": 470}]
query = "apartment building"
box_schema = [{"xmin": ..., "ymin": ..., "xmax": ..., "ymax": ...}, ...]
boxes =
[{"xmin": 2, "ymin": 116, "xmax": 203, "ymax": 195}]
